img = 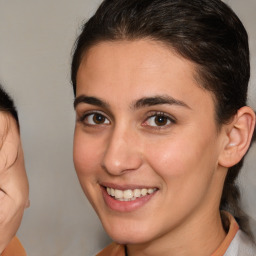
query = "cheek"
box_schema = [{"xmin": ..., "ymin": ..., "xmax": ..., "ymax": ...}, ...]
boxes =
[
  {"xmin": 145, "ymin": 134, "xmax": 220, "ymax": 218},
  {"xmin": 145, "ymin": 129, "xmax": 219, "ymax": 183},
  {"xmin": 73, "ymin": 129, "xmax": 111, "ymax": 189},
  {"xmin": 73, "ymin": 132, "xmax": 100, "ymax": 177},
  {"xmin": 73, "ymin": 133, "xmax": 103, "ymax": 205}
]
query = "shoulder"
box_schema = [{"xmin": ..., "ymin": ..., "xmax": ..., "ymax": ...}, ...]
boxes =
[
  {"xmin": 96, "ymin": 242, "xmax": 125, "ymax": 256},
  {"xmin": 224, "ymin": 230, "xmax": 256, "ymax": 256},
  {"xmin": 1, "ymin": 236, "xmax": 26, "ymax": 256}
]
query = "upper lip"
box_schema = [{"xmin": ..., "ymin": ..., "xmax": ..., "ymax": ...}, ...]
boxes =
[{"xmin": 100, "ymin": 182, "xmax": 158, "ymax": 190}]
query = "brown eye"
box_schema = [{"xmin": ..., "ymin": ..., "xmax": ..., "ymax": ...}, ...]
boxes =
[
  {"xmin": 154, "ymin": 116, "xmax": 168, "ymax": 126},
  {"xmin": 93, "ymin": 114, "xmax": 106, "ymax": 124},
  {"xmin": 145, "ymin": 114, "xmax": 172, "ymax": 127},
  {"xmin": 84, "ymin": 113, "xmax": 110, "ymax": 125}
]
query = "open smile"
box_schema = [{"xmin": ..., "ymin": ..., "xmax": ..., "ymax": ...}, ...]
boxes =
[
  {"xmin": 101, "ymin": 185, "xmax": 159, "ymax": 212},
  {"xmin": 106, "ymin": 187, "xmax": 157, "ymax": 201}
]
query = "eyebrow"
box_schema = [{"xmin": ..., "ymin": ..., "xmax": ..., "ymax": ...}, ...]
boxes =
[
  {"xmin": 74, "ymin": 94, "xmax": 190, "ymax": 110},
  {"xmin": 132, "ymin": 95, "xmax": 191, "ymax": 109},
  {"xmin": 74, "ymin": 95, "xmax": 110, "ymax": 109}
]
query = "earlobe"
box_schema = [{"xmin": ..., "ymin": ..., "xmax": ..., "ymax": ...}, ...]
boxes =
[{"xmin": 218, "ymin": 106, "xmax": 256, "ymax": 168}]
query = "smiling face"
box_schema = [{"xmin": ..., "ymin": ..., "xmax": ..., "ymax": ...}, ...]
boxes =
[{"xmin": 73, "ymin": 40, "xmax": 228, "ymax": 248}]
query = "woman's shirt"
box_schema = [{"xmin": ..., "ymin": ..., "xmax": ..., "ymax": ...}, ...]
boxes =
[{"xmin": 1, "ymin": 236, "xmax": 26, "ymax": 256}]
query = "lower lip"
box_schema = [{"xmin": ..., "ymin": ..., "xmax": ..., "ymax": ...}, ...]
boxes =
[{"xmin": 101, "ymin": 187, "xmax": 157, "ymax": 212}]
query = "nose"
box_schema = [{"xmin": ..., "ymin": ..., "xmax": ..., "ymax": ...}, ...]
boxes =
[{"xmin": 101, "ymin": 126, "xmax": 143, "ymax": 176}]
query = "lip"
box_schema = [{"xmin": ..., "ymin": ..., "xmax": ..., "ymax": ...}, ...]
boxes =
[{"xmin": 100, "ymin": 185, "xmax": 158, "ymax": 212}]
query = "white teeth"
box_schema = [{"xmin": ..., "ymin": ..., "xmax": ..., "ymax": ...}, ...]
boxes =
[
  {"xmin": 123, "ymin": 189, "xmax": 133, "ymax": 199},
  {"xmin": 106, "ymin": 187, "xmax": 157, "ymax": 201},
  {"xmin": 134, "ymin": 189, "xmax": 141, "ymax": 197},
  {"xmin": 148, "ymin": 188, "xmax": 154, "ymax": 194},
  {"xmin": 115, "ymin": 189, "xmax": 123, "ymax": 199},
  {"xmin": 141, "ymin": 188, "xmax": 147, "ymax": 196},
  {"xmin": 110, "ymin": 188, "xmax": 115, "ymax": 197}
]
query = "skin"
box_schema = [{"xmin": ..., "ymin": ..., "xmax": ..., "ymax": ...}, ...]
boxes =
[
  {"xmin": 73, "ymin": 39, "xmax": 241, "ymax": 255},
  {"xmin": 0, "ymin": 113, "xmax": 29, "ymax": 253}
]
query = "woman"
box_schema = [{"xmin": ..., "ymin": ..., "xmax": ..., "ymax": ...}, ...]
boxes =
[
  {"xmin": 71, "ymin": 0, "xmax": 256, "ymax": 255},
  {"xmin": 0, "ymin": 84, "xmax": 29, "ymax": 255}
]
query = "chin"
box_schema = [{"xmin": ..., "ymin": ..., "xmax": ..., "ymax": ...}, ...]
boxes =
[{"xmin": 103, "ymin": 220, "xmax": 154, "ymax": 245}]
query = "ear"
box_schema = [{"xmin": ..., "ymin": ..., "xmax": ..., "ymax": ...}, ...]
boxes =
[{"xmin": 218, "ymin": 106, "xmax": 256, "ymax": 168}]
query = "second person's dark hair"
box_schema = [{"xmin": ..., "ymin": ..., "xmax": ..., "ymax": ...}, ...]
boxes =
[{"xmin": 0, "ymin": 84, "xmax": 19, "ymax": 127}]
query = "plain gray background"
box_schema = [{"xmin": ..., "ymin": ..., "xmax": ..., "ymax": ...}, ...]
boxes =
[{"xmin": 0, "ymin": 0, "xmax": 255, "ymax": 255}]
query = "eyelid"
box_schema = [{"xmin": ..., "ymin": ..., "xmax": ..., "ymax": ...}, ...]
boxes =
[
  {"xmin": 76, "ymin": 104, "xmax": 114, "ymax": 120},
  {"xmin": 77, "ymin": 110, "xmax": 111, "ymax": 125},
  {"xmin": 146, "ymin": 111, "xmax": 176, "ymax": 121},
  {"xmin": 142, "ymin": 111, "xmax": 176, "ymax": 127}
]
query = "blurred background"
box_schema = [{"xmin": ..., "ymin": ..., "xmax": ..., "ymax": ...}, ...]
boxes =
[{"xmin": 0, "ymin": 0, "xmax": 255, "ymax": 255}]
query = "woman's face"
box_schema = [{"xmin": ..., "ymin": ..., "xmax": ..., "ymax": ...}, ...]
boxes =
[
  {"xmin": 0, "ymin": 113, "xmax": 29, "ymax": 251},
  {"xmin": 74, "ymin": 40, "xmax": 227, "ymax": 244}
]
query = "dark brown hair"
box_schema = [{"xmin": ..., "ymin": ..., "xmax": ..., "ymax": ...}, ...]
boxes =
[
  {"xmin": 71, "ymin": 0, "xmax": 255, "ymax": 235},
  {"xmin": 0, "ymin": 83, "xmax": 19, "ymax": 128}
]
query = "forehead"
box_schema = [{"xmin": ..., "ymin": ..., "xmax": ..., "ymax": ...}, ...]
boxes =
[
  {"xmin": 78, "ymin": 39, "xmax": 197, "ymax": 83},
  {"xmin": 76, "ymin": 39, "xmax": 215, "ymax": 113}
]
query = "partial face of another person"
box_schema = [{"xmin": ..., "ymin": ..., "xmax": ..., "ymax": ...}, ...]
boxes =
[
  {"xmin": 73, "ymin": 40, "xmax": 228, "ymax": 244},
  {"xmin": 0, "ymin": 113, "xmax": 29, "ymax": 252}
]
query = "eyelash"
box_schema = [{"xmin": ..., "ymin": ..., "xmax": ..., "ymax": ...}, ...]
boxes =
[
  {"xmin": 78, "ymin": 111, "xmax": 111, "ymax": 126},
  {"xmin": 77, "ymin": 111, "xmax": 176, "ymax": 128},
  {"xmin": 142, "ymin": 111, "xmax": 176, "ymax": 129}
]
